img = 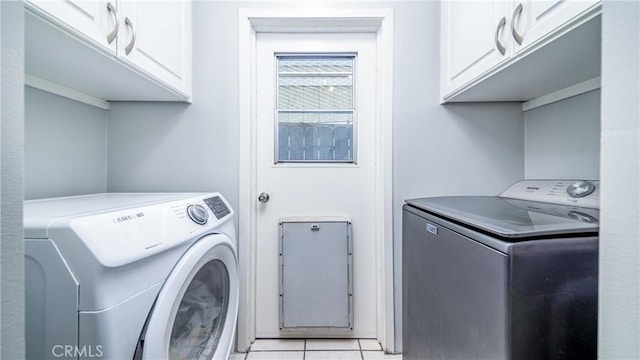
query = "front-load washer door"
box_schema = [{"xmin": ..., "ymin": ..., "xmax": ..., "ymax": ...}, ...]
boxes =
[{"xmin": 142, "ymin": 234, "xmax": 239, "ymax": 360}]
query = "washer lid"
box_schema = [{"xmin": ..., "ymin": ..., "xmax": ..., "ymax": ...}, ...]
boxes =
[{"xmin": 405, "ymin": 196, "xmax": 599, "ymax": 239}]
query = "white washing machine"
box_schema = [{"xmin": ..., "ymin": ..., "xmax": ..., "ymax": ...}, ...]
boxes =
[{"xmin": 24, "ymin": 193, "xmax": 239, "ymax": 360}]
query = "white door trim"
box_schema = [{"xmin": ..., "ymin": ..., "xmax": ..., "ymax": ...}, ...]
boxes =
[{"xmin": 238, "ymin": 8, "xmax": 394, "ymax": 353}]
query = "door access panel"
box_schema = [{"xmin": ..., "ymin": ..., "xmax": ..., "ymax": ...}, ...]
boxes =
[{"xmin": 279, "ymin": 217, "xmax": 353, "ymax": 331}]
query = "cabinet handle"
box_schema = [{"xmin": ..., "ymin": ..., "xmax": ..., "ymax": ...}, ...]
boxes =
[
  {"xmin": 106, "ymin": 2, "xmax": 118, "ymax": 44},
  {"xmin": 495, "ymin": 17, "xmax": 507, "ymax": 55},
  {"xmin": 511, "ymin": 3, "xmax": 524, "ymax": 45},
  {"xmin": 124, "ymin": 17, "xmax": 136, "ymax": 55}
]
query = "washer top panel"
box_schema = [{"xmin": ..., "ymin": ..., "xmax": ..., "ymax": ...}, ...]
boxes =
[
  {"xmin": 500, "ymin": 179, "xmax": 600, "ymax": 209},
  {"xmin": 24, "ymin": 193, "xmax": 235, "ymax": 266},
  {"xmin": 405, "ymin": 195, "xmax": 599, "ymax": 239},
  {"xmin": 25, "ymin": 193, "xmax": 197, "ymax": 237}
]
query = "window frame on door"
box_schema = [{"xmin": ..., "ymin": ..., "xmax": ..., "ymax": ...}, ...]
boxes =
[{"xmin": 274, "ymin": 53, "xmax": 359, "ymax": 164}]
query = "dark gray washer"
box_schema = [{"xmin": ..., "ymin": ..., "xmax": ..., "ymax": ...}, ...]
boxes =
[{"xmin": 402, "ymin": 204, "xmax": 598, "ymax": 360}]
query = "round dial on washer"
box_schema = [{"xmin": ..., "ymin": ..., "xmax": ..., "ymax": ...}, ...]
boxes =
[
  {"xmin": 568, "ymin": 211, "xmax": 598, "ymax": 224},
  {"xmin": 566, "ymin": 181, "xmax": 596, "ymax": 198},
  {"xmin": 187, "ymin": 204, "xmax": 209, "ymax": 225}
]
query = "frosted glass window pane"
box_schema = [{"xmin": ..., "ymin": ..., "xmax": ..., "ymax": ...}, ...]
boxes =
[
  {"xmin": 278, "ymin": 58, "xmax": 353, "ymax": 74},
  {"xmin": 276, "ymin": 56, "xmax": 355, "ymax": 163},
  {"xmin": 279, "ymin": 84, "xmax": 352, "ymax": 109},
  {"xmin": 279, "ymin": 112, "xmax": 353, "ymax": 124},
  {"xmin": 278, "ymin": 58, "xmax": 353, "ymax": 110}
]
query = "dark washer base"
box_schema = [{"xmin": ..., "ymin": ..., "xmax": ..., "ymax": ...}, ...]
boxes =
[{"xmin": 402, "ymin": 205, "xmax": 598, "ymax": 360}]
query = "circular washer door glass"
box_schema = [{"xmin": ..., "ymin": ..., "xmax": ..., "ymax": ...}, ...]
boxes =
[{"xmin": 169, "ymin": 259, "xmax": 229, "ymax": 360}]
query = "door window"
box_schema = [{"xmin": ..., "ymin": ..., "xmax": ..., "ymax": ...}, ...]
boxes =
[
  {"xmin": 276, "ymin": 55, "xmax": 356, "ymax": 163},
  {"xmin": 168, "ymin": 260, "xmax": 229, "ymax": 359}
]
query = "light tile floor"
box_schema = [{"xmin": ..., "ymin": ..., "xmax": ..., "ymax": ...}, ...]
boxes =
[{"xmin": 231, "ymin": 339, "xmax": 402, "ymax": 360}]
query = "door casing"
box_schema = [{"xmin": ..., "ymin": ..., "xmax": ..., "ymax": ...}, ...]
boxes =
[{"xmin": 238, "ymin": 8, "xmax": 395, "ymax": 353}]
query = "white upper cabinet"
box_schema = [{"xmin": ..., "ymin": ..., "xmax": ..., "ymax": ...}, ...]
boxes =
[
  {"xmin": 513, "ymin": 0, "xmax": 599, "ymax": 53},
  {"xmin": 25, "ymin": 0, "xmax": 192, "ymax": 104},
  {"xmin": 441, "ymin": 1, "xmax": 512, "ymax": 96},
  {"xmin": 116, "ymin": 1, "xmax": 191, "ymax": 95},
  {"xmin": 441, "ymin": 0, "xmax": 601, "ymax": 103},
  {"xmin": 27, "ymin": 0, "xmax": 117, "ymax": 54}
]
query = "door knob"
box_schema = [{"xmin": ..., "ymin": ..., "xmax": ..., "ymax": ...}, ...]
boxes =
[{"xmin": 258, "ymin": 192, "xmax": 270, "ymax": 203}]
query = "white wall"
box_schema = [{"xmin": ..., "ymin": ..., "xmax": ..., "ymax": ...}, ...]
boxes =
[
  {"xmin": 107, "ymin": 1, "xmax": 525, "ymax": 352},
  {"xmin": 389, "ymin": 2, "xmax": 524, "ymax": 350},
  {"xmin": 24, "ymin": 87, "xmax": 108, "ymax": 200},
  {"xmin": 524, "ymin": 90, "xmax": 601, "ymax": 180},
  {"xmin": 107, "ymin": 1, "xmax": 241, "ymax": 200},
  {"xmin": 599, "ymin": 0, "xmax": 640, "ymax": 357},
  {"xmin": 1, "ymin": 1, "xmax": 25, "ymax": 358}
]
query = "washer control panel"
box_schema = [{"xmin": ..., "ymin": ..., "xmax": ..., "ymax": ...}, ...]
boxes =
[
  {"xmin": 187, "ymin": 204, "xmax": 209, "ymax": 225},
  {"xmin": 500, "ymin": 180, "xmax": 600, "ymax": 209},
  {"xmin": 68, "ymin": 193, "xmax": 234, "ymax": 268},
  {"xmin": 185, "ymin": 196, "xmax": 232, "ymax": 225},
  {"xmin": 203, "ymin": 196, "xmax": 231, "ymax": 219},
  {"xmin": 566, "ymin": 181, "xmax": 597, "ymax": 198}
]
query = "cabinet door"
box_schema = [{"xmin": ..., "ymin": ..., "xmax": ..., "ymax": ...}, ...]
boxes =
[
  {"xmin": 26, "ymin": 0, "xmax": 116, "ymax": 55},
  {"xmin": 441, "ymin": 1, "xmax": 512, "ymax": 98},
  {"xmin": 117, "ymin": 0, "xmax": 192, "ymax": 96},
  {"xmin": 513, "ymin": 0, "xmax": 600, "ymax": 53}
]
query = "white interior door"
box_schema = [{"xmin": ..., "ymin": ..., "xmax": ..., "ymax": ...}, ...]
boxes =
[{"xmin": 255, "ymin": 32, "xmax": 378, "ymax": 338}]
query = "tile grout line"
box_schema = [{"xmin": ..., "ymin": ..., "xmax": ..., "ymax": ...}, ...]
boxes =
[{"xmin": 247, "ymin": 339, "xmax": 379, "ymax": 359}]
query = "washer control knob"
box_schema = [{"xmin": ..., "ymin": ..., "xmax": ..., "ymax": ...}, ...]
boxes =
[
  {"xmin": 187, "ymin": 204, "xmax": 209, "ymax": 225},
  {"xmin": 567, "ymin": 181, "xmax": 596, "ymax": 198},
  {"xmin": 568, "ymin": 211, "xmax": 598, "ymax": 223}
]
